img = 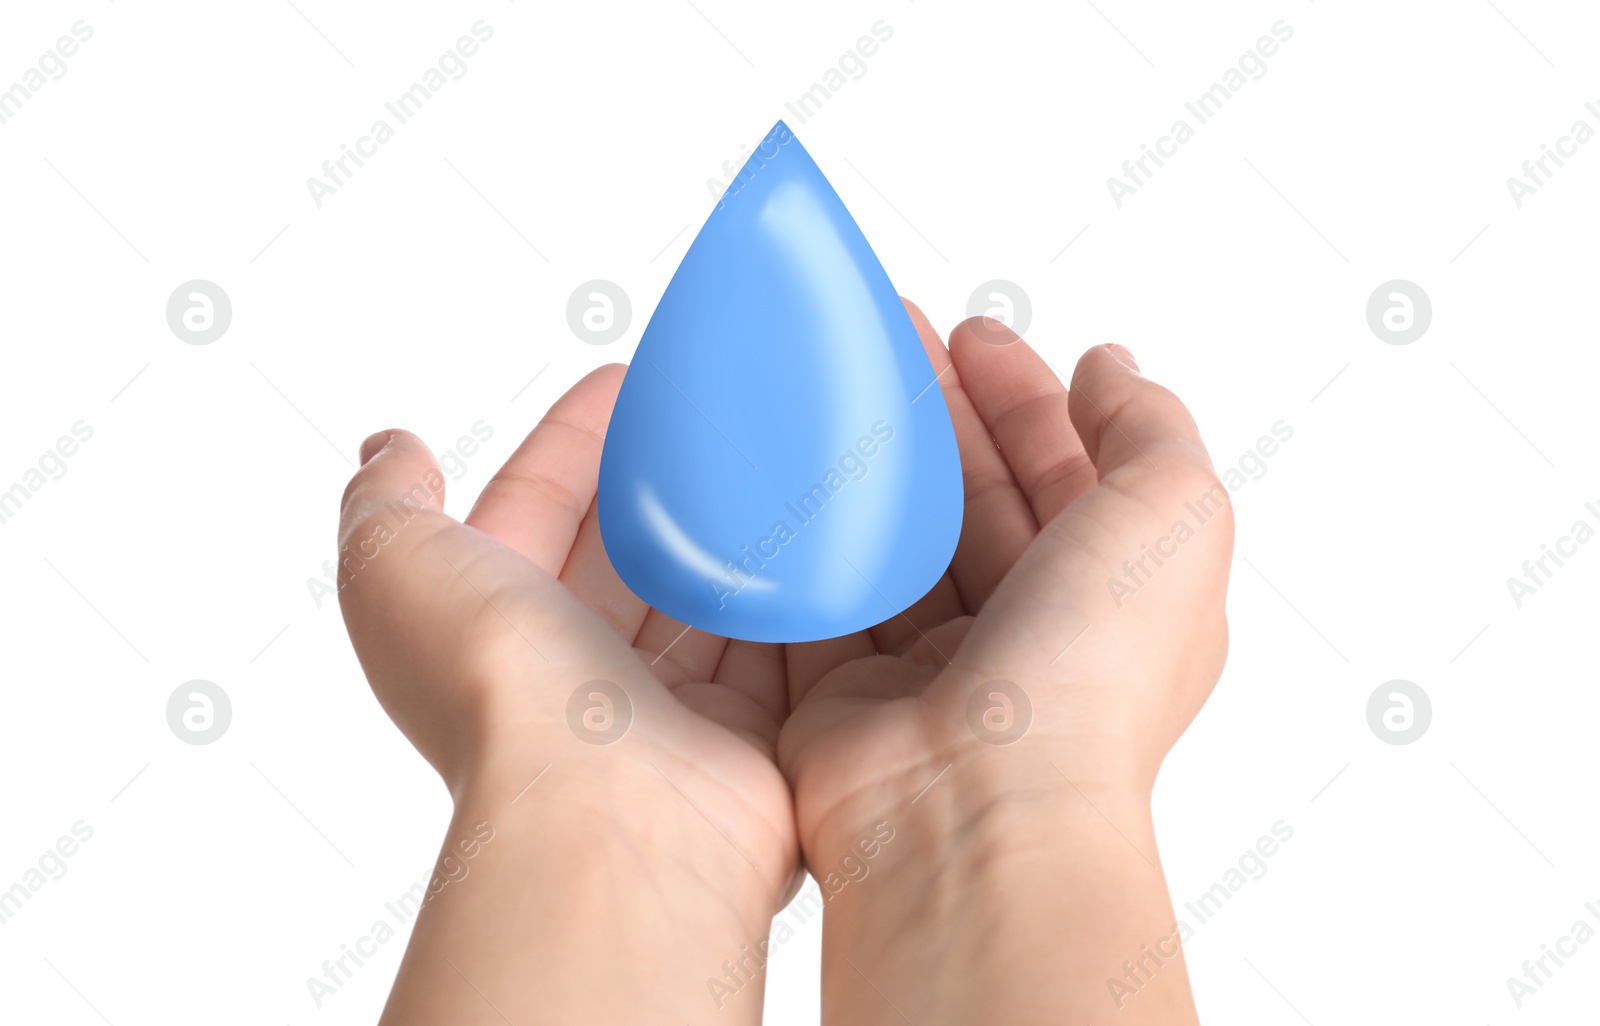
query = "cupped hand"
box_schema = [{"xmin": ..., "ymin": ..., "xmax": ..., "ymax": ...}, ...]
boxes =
[
  {"xmin": 334, "ymin": 304, "xmax": 1228, "ymax": 1025},
  {"xmin": 336, "ymin": 300, "xmax": 1231, "ymax": 912},
  {"xmin": 335, "ymin": 366, "xmax": 801, "ymax": 909},
  {"xmin": 777, "ymin": 302, "xmax": 1234, "ymax": 859}
]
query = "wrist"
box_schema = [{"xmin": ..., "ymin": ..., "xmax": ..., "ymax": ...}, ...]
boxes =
[
  {"xmin": 455, "ymin": 751, "xmax": 788, "ymax": 913},
  {"xmin": 796, "ymin": 690, "xmax": 1156, "ymax": 865},
  {"xmin": 381, "ymin": 775, "xmax": 784, "ymax": 1025},
  {"xmin": 803, "ymin": 752, "xmax": 1188, "ymax": 1026},
  {"xmin": 805, "ymin": 746, "xmax": 1157, "ymax": 901}
]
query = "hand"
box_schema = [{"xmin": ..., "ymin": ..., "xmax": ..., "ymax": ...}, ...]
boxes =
[
  {"xmin": 776, "ymin": 303, "xmax": 1232, "ymax": 1024},
  {"xmin": 334, "ymin": 300, "xmax": 1230, "ymax": 1024},
  {"xmin": 780, "ymin": 302, "xmax": 1231, "ymax": 847},
  {"xmin": 336, "ymin": 367, "xmax": 799, "ymax": 1022}
]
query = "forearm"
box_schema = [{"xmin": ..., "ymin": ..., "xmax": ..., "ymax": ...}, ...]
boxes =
[
  {"xmin": 377, "ymin": 765, "xmax": 779, "ymax": 1025},
  {"xmin": 812, "ymin": 767, "xmax": 1199, "ymax": 1026}
]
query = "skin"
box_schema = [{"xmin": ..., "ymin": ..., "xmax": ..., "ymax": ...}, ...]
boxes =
[{"xmin": 337, "ymin": 300, "xmax": 1232, "ymax": 1024}]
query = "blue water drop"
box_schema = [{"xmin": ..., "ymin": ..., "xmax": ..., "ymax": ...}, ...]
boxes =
[{"xmin": 598, "ymin": 121, "xmax": 963, "ymax": 644}]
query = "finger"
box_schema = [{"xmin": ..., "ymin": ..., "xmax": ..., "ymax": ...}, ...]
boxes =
[
  {"xmin": 633, "ymin": 614, "xmax": 727, "ymax": 686},
  {"xmin": 897, "ymin": 615, "xmax": 974, "ymax": 674},
  {"xmin": 464, "ymin": 364, "xmax": 626, "ymax": 576},
  {"xmin": 339, "ymin": 430, "xmax": 450, "ymax": 565},
  {"xmin": 340, "ymin": 425, "xmax": 450, "ymax": 526},
  {"xmin": 949, "ymin": 317, "xmax": 1096, "ymax": 525},
  {"xmin": 338, "ymin": 430, "xmax": 640, "ymax": 710},
  {"xmin": 1068, "ymin": 346, "xmax": 1214, "ymax": 479},
  {"xmin": 711, "ymin": 638, "xmax": 790, "ymax": 725},
  {"xmin": 902, "ymin": 299, "xmax": 1037, "ymax": 613},
  {"xmin": 337, "ymin": 430, "xmax": 470, "ymax": 674},
  {"xmin": 786, "ymin": 631, "xmax": 876, "ymax": 707},
  {"xmin": 556, "ymin": 499, "xmax": 651, "ymax": 641},
  {"xmin": 867, "ymin": 572, "xmax": 964, "ymax": 657}
]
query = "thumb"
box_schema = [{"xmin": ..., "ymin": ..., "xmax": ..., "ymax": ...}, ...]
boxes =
[
  {"xmin": 335, "ymin": 429, "xmax": 465, "ymax": 681},
  {"xmin": 1068, "ymin": 345, "xmax": 1215, "ymax": 481},
  {"xmin": 335, "ymin": 428, "xmax": 583, "ymax": 696},
  {"xmin": 336, "ymin": 428, "xmax": 449, "ymax": 582}
]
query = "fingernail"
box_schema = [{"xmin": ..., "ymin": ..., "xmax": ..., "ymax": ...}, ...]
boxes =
[
  {"xmin": 359, "ymin": 430, "xmax": 394, "ymax": 466},
  {"xmin": 1107, "ymin": 344, "xmax": 1139, "ymax": 371}
]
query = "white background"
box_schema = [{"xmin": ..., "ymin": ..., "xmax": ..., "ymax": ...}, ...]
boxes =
[{"xmin": 1, "ymin": 1, "xmax": 1596, "ymax": 1022}]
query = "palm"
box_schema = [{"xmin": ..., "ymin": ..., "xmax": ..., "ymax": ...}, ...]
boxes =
[{"xmin": 487, "ymin": 552, "xmax": 804, "ymax": 862}]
